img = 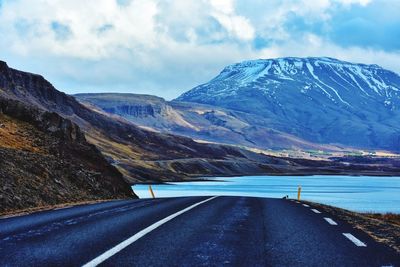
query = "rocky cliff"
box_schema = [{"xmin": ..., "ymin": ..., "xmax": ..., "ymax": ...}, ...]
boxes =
[{"xmin": 0, "ymin": 96, "xmax": 134, "ymax": 214}]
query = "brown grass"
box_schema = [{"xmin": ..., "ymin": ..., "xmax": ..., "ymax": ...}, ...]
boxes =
[
  {"xmin": 304, "ymin": 200, "xmax": 400, "ymax": 253},
  {"xmin": 363, "ymin": 212, "xmax": 400, "ymax": 226},
  {"xmin": 86, "ymin": 130, "xmax": 143, "ymax": 159},
  {"xmin": 0, "ymin": 114, "xmax": 44, "ymax": 153}
]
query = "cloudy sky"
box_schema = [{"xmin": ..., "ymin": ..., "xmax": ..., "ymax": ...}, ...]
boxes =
[{"xmin": 0, "ymin": 0, "xmax": 399, "ymax": 99}]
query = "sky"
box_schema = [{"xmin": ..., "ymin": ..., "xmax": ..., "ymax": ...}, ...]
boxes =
[{"xmin": 0, "ymin": 0, "xmax": 399, "ymax": 100}]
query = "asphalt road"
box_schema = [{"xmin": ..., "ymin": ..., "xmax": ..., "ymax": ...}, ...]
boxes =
[{"xmin": 0, "ymin": 196, "xmax": 399, "ymax": 266}]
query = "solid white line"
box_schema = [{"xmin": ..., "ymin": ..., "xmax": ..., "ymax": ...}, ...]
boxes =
[
  {"xmin": 311, "ymin": 209, "xmax": 321, "ymax": 214},
  {"xmin": 342, "ymin": 233, "xmax": 367, "ymax": 247},
  {"xmin": 302, "ymin": 204, "xmax": 310, "ymax": 207},
  {"xmin": 82, "ymin": 196, "xmax": 218, "ymax": 267},
  {"xmin": 324, "ymin": 217, "xmax": 338, "ymax": 225}
]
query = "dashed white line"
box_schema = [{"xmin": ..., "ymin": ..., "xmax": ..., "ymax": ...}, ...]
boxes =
[
  {"xmin": 82, "ymin": 196, "xmax": 218, "ymax": 267},
  {"xmin": 302, "ymin": 204, "xmax": 310, "ymax": 207},
  {"xmin": 324, "ymin": 217, "xmax": 338, "ymax": 225},
  {"xmin": 295, "ymin": 201, "xmax": 300, "ymax": 204},
  {"xmin": 342, "ymin": 233, "xmax": 367, "ymax": 247},
  {"xmin": 311, "ymin": 209, "xmax": 321, "ymax": 214}
]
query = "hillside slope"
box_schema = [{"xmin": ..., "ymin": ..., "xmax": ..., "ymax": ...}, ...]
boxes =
[
  {"xmin": 177, "ymin": 57, "xmax": 400, "ymax": 151},
  {"xmin": 0, "ymin": 97, "xmax": 134, "ymax": 214},
  {"xmin": 76, "ymin": 93, "xmax": 343, "ymax": 151}
]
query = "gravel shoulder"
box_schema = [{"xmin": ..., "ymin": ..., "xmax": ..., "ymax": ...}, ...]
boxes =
[{"xmin": 303, "ymin": 200, "xmax": 400, "ymax": 253}]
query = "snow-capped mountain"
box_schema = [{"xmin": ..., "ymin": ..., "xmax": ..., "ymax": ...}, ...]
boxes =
[{"xmin": 176, "ymin": 57, "xmax": 400, "ymax": 150}]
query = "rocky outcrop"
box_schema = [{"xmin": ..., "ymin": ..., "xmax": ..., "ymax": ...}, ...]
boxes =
[
  {"xmin": 76, "ymin": 93, "xmax": 170, "ymax": 118},
  {"xmin": 104, "ymin": 105, "xmax": 160, "ymax": 118},
  {"xmin": 0, "ymin": 97, "xmax": 84, "ymax": 142},
  {"xmin": 0, "ymin": 95, "xmax": 135, "ymax": 214}
]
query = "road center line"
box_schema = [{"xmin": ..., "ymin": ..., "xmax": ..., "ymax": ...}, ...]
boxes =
[
  {"xmin": 342, "ymin": 233, "xmax": 367, "ymax": 247},
  {"xmin": 302, "ymin": 204, "xmax": 310, "ymax": 207},
  {"xmin": 324, "ymin": 217, "xmax": 338, "ymax": 225},
  {"xmin": 311, "ymin": 209, "xmax": 321, "ymax": 214},
  {"xmin": 82, "ymin": 196, "xmax": 219, "ymax": 267}
]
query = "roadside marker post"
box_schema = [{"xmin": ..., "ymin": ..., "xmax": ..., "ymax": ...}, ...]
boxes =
[
  {"xmin": 297, "ymin": 185, "xmax": 302, "ymax": 201},
  {"xmin": 149, "ymin": 185, "xmax": 155, "ymax": 198}
]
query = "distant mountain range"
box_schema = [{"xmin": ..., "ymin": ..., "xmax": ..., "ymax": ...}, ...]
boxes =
[
  {"xmin": 76, "ymin": 93, "xmax": 341, "ymax": 151},
  {"xmin": 2, "ymin": 58, "xmax": 400, "ymax": 213},
  {"xmin": 177, "ymin": 57, "xmax": 400, "ymax": 151},
  {"xmin": 77, "ymin": 57, "xmax": 400, "ymax": 152}
]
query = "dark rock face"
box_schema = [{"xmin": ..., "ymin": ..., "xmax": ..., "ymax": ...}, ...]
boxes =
[
  {"xmin": 76, "ymin": 93, "xmax": 170, "ymax": 119},
  {"xmin": 0, "ymin": 97, "xmax": 85, "ymax": 143},
  {"xmin": 0, "ymin": 96, "xmax": 134, "ymax": 214},
  {"xmin": 104, "ymin": 105, "xmax": 159, "ymax": 118},
  {"xmin": 0, "ymin": 61, "xmax": 75, "ymax": 116},
  {"xmin": 177, "ymin": 57, "xmax": 400, "ymax": 151}
]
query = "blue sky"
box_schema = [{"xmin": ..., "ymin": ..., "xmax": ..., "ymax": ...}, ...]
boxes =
[{"xmin": 0, "ymin": 0, "xmax": 399, "ymax": 100}]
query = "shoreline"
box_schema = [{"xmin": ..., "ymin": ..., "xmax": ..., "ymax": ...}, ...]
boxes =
[{"xmin": 131, "ymin": 172, "xmax": 400, "ymax": 185}]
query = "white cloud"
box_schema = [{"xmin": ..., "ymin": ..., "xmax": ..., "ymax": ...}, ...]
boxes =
[
  {"xmin": 0, "ymin": 0, "xmax": 159, "ymax": 59},
  {"xmin": 0, "ymin": 0, "xmax": 396, "ymax": 100},
  {"xmin": 335, "ymin": 0, "xmax": 372, "ymax": 6},
  {"xmin": 209, "ymin": 0, "xmax": 255, "ymax": 40}
]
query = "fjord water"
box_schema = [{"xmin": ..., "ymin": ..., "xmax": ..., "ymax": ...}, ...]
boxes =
[{"xmin": 133, "ymin": 175, "xmax": 400, "ymax": 213}]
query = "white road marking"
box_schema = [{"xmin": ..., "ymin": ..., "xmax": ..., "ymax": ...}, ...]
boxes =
[
  {"xmin": 324, "ymin": 217, "xmax": 338, "ymax": 225},
  {"xmin": 82, "ymin": 196, "xmax": 219, "ymax": 267},
  {"xmin": 54, "ymin": 206, "xmax": 72, "ymax": 211},
  {"xmin": 295, "ymin": 201, "xmax": 300, "ymax": 204},
  {"xmin": 311, "ymin": 209, "xmax": 321, "ymax": 214},
  {"xmin": 0, "ymin": 212, "xmax": 29, "ymax": 219},
  {"xmin": 342, "ymin": 233, "xmax": 367, "ymax": 247},
  {"xmin": 302, "ymin": 204, "xmax": 310, "ymax": 207}
]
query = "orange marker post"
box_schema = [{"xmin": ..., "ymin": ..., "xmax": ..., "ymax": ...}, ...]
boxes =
[
  {"xmin": 149, "ymin": 185, "xmax": 156, "ymax": 198},
  {"xmin": 297, "ymin": 185, "xmax": 302, "ymax": 201}
]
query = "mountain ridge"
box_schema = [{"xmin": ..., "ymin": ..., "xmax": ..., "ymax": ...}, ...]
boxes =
[
  {"xmin": 76, "ymin": 93, "xmax": 346, "ymax": 151},
  {"xmin": 177, "ymin": 57, "xmax": 400, "ymax": 151}
]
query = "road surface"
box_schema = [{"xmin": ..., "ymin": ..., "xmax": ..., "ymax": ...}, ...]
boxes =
[{"xmin": 0, "ymin": 196, "xmax": 399, "ymax": 266}]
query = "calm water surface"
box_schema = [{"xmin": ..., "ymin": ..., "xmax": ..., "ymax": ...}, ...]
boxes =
[{"xmin": 132, "ymin": 175, "xmax": 400, "ymax": 213}]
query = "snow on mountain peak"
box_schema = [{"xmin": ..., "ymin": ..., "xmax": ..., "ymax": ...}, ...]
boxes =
[{"xmin": 178, "ymin": 57, "xmax": 400, "ymax": 109}]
